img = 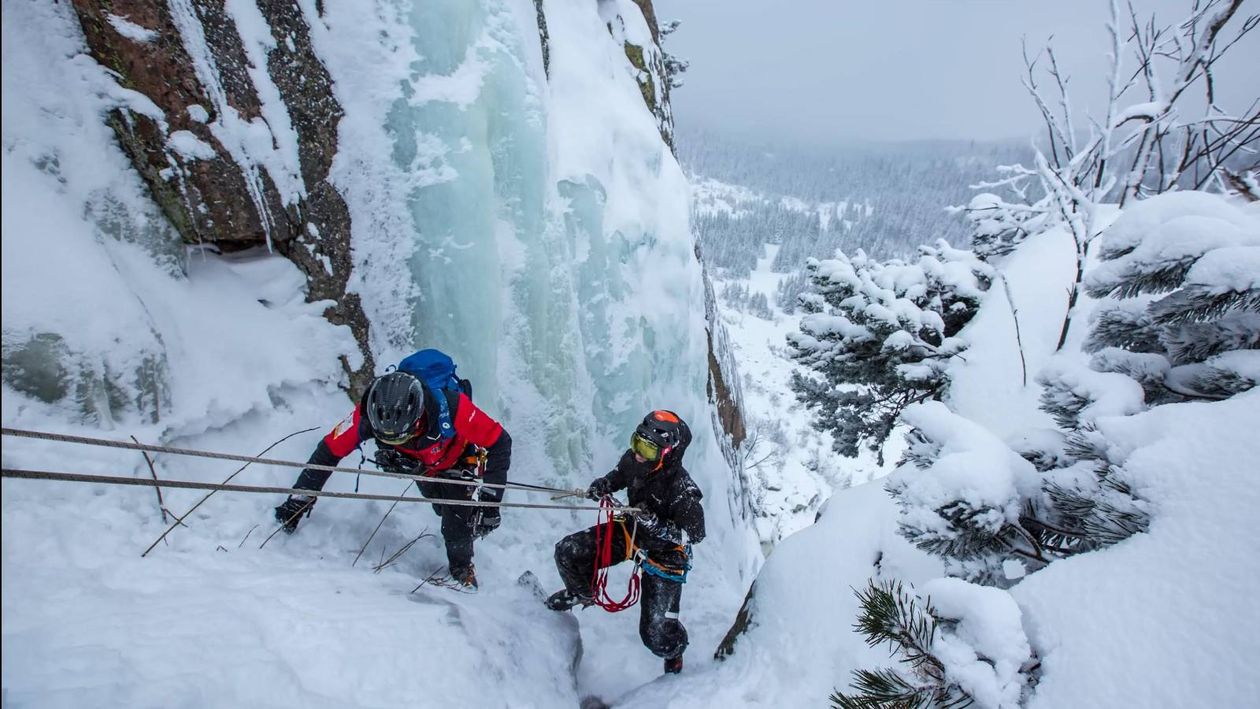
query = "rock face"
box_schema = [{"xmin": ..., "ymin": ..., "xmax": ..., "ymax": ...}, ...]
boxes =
[
  {"xmin": 533, "ymin": 0, "xmax": 550, "ymax": 78},
  {"xmin": 604, "ymin": 0, "xmax": 675, "ymax": 152},
  {"xmin": 70, "ymin": 0, "xmax": 373, "ymax": 396}
]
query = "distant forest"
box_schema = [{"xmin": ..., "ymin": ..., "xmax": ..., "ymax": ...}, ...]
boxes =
[{"xmin": 678, "ymin": 129, "xmax": 1031, "ymax": 307}]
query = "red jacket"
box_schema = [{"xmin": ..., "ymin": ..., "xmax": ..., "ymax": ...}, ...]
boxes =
[{"xmin": 292, "ymin": 389, "xmax": 512, "ymax": 502}]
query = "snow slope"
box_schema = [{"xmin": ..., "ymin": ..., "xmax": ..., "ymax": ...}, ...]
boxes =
[{"xmin": 1016, "ymin": 391, "xmax": 1260, "ymax": 707}]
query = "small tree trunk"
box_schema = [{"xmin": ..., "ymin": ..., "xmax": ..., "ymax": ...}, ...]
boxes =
[
  {"xmin": 1001, "ymin": 276, "xmax": 1029, "ymax": 385},
  {"xmin": 1056, "ymin": 247, "xmax": 1087, "ymax": 352}
]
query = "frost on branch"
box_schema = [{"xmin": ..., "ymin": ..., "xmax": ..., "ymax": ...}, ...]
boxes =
[
  {"xmin": 962, "ymin": 0, "xmax": 1256, "ymax": 350},
  {"xmin": 787, "ymin": 242, "xmax": 992, "ymax": 464}
]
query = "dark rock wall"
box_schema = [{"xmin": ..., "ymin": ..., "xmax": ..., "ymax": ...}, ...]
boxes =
[{"xmin": 71, "ymin": 0, "xmax": 373, "ymax": 397}]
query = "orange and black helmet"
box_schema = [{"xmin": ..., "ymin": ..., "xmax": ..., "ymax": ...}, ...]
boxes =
[{"xmin": 630, "ymin": 409, "xmax": 692, "ymax": 466}]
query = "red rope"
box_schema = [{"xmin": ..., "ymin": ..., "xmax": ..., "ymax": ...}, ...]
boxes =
[{"xmin": 591, "ymin": 496, "xmax": 641, "ymax": 612}]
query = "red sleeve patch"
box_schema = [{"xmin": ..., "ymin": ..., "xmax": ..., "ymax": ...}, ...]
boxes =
[{"xmin": 324, "ymin": 405, "xmax": 363, "ymax": 458}]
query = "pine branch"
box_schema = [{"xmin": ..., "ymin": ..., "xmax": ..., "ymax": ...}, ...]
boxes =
[
  {"xmin": 835, "ymin": 581, "xmax": 975, "ymax": 709},
  {"xmin": 1150, "ymin": 286, "xmax": 1260, "ymax": 326},
  {"xmin": 831, "ymin": 669, "xmax": 938, "ymax": 709},
  {"xmin": 1086, "ymin": 259, "xmax": 1197, "ymax": 300}
]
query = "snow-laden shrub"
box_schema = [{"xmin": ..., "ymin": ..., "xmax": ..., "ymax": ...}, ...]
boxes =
[
  {"xmin": 891, "ymin": 402, "xmax": 1043, "ymax": 587},
  {"xmin": 891, "ymin": 356, "xmax": 1161, "ymax": 582},
  {"xmin": 957, "ymin": 192, "xmax": 1049, "ymax": 261},
  {"xmin": 788, "ymin": 241, "xmax": 992, "ymax": 463}
]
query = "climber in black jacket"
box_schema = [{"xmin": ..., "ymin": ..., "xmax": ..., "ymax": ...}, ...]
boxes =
[{"xmin": 546, "ymin": 410, "xmax": 705, "ymax": 675}]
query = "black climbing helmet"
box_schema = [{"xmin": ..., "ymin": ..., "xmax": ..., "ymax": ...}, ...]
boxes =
[
  {"xmin": 365, "ymin": 371, "xmax": 425, "ymax": 445},
  {"xmin": 630, "ymin": 410, "xmax": 691, "ymax": 467}
]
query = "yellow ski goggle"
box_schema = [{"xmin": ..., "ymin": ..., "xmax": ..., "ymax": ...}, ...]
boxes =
[{"xmin": 630, "ymin": 432, "xmax": 664, "ymax": 462}]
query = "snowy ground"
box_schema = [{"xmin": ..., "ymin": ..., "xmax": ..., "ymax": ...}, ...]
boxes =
[
  {"xmin": 710, "ymin": 243, "xmax": 898, "ymax": 546},
  {"xmin": 0, "ymin": 247, "xmax": 745, "ymax": 708}
]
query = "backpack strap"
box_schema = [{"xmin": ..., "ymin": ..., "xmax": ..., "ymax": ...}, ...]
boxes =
[{"xmin": 419, "ymin": 384, "xmax": 460, "ymax": 441}]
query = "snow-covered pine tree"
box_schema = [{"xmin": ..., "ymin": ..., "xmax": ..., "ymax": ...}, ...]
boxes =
[
  {"xmin": 890, "ymin": 196, "xmax": 1258, "ymax": 585},
  {"xmin": 1024, "ymin": 191, "xmax": 1260, "ymax": 556},
  {"xmin": 1031, "ymin": 363, "xmax": 1151, "ymax": 554},
  {"xmin": 788, "ymin": 242, "xmax": 992, "ymax": 464},
  {"xmin": 658, "ymin": 18, "xmax": 688, "ymax": 89},
  {"xmin": 889, "ymin": 401, "xmax": 1052, "ymax": 587},
  {"xmin": 1084, "ymin": 192, "xmax": 1260, "ymax": 401}
]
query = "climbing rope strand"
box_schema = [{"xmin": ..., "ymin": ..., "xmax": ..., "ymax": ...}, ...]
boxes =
[
  {"xmin": 0, "ymin": 427, "xmax": 576, "ymax": 496},
  {"xmin": 0, "ymin": 468, "xmax": 638, "ymax": 513}
]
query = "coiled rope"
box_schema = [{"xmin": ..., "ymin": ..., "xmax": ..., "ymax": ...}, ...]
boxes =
[{"xmin": 590, "ymin": 496, "xmax": 642, "ymax": 612}]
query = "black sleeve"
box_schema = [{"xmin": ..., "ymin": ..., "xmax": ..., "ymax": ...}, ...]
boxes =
[
  {"xmin": 591, "ymin": 450, "xmax": 634, "ymax": 494},
  {"xmin": 649, "ymin": 475, "xmax": 706, "ymax": 546},
  {"xmin": 672, "ymin": 493, "xmax": 706, "ymax": 545},
  {"xmin": 478, "ymin": 430, "xmax": 511, "ymax": 503},
  {"xmin": 292, "ymin": 439, "xmax": 342, "ymax": 493}
]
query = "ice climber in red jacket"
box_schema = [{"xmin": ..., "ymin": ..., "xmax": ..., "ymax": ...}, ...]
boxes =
[{"xmin": 273, "ymin": 370, "xmax": 511, "ymax": 588}]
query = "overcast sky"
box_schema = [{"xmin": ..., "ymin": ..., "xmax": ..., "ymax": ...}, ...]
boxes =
[{"xmin": 657, "ymin": 0, "xmax": 1259, "ymax": 144}]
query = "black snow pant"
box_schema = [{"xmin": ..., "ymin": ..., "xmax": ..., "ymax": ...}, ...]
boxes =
[
  {"xmin": 417, "ymin": 477, "xmax": 477, "ymax": 572},
  {"xmin": 554, "ymin": 526, "xmax": 688, "ymax": 660}
]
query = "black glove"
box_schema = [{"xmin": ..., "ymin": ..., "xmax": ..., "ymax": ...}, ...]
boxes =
[
  {"xmin": 587, "ymin": 478, "xmax": 612, "ymax": 501},
  {"xmin": 374, "ymin": 448, "xmax": 420, "ymax": 475},
  {"xmin": 475, "ymin": 507, "xmax": 501, "ymax": 538},
  {"xmin": 274, "ymin": 495, "xmax": 315, "ymax": 534}
]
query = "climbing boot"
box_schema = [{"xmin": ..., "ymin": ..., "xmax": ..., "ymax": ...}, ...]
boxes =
[
  {"xmin": 545, "ymin": 589, "xmax": 593, "ymax": 611},
  {"xmin": 450, "ymin": 563, "xmax": 478, "ymax": 589},
  {"xmin": 664, "ymin": 655, "xmax": 683, "ymax": 675}
]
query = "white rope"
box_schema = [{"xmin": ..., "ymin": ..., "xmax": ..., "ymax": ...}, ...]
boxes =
[
  {"xmin": 0, "ymin": 468, "xmax": 636, "ymax": 513},
  {"xmin": 1, "ymin": 427, "xmax": 574, "ymax": 496}
]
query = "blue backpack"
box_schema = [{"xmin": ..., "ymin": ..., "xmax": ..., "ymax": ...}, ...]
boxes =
[{"xmin": 398, "ymin": 349, "xmax": 472, "ymax": 440}]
